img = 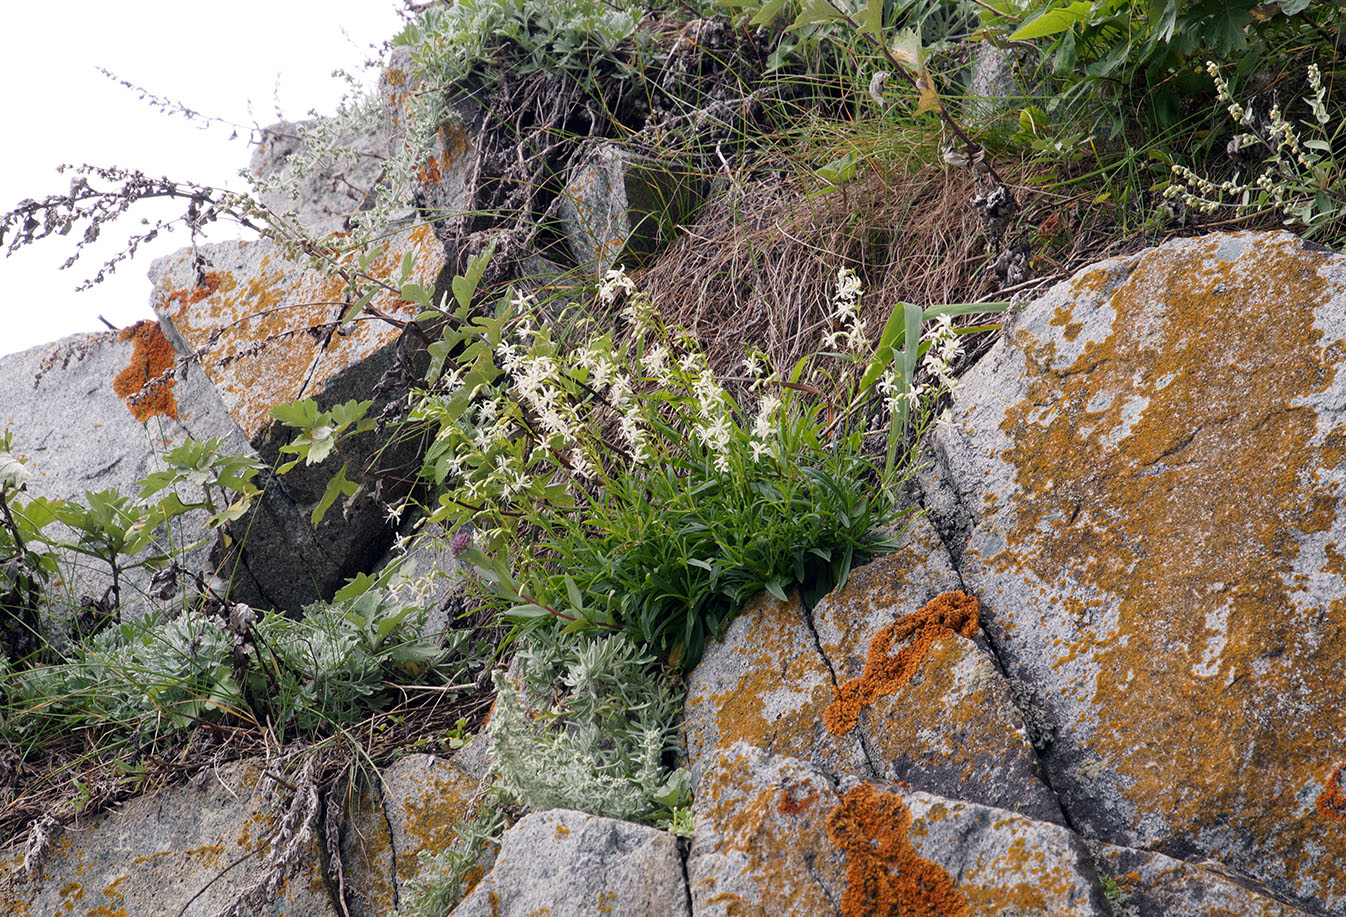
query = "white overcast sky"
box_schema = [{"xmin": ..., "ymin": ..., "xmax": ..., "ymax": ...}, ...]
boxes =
[{"xmin": 0, "ymin": 1, "xmax": 407, "ymax": 357}]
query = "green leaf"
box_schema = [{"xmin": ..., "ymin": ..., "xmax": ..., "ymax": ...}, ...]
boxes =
[
  {"xmin": 453, "ymin": 242, "xmax": 496, "ymax": 311},
  {"xmin": 749, "ymin": 0, "xmax": 790, "ymax": 26},
  {"xmin": 788, "ymin": 0, "xmax": 848, "ymax": 30},
  {"xmin": 311, "ymin": 463, "xmax": 359, "ymax": 526},
  {"xmin": 339, "ymin": 288, "xmax": 377, "ymax": 328},
  {"xmin": 859, "ymin": 0, "xmax": 883, "ymax": 39},
  {"xmin": 1009, "ymin": 1, "xmax": 1093, "ymax": 41},
  {"xmin": 815, "ymin": 151, "xmax": 860, "ymax": 187},
  {"xmin": 270, "ymin": 399, "xmax": 320, "ymax": 428}
]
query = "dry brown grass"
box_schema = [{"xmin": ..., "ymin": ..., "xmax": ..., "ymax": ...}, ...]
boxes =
[{"xmin": 635, "ymin": 155, "xmax": 1219, "ymax": 380}]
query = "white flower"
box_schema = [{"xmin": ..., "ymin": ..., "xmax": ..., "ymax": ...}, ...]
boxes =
[
  {"xmin": 598, "ymin": 266, "xmax": 637, "ymax": 306},
  {"xmin": 752, "ymin": 395, "xmax": 780, "ymax": 441},
  {"xmin": 749, "ymin": 439, "xmax": 772, "ymax": 462},
  {"xmin": 641, "ymin": 345, "xmax": 670, "ymax": 379}
]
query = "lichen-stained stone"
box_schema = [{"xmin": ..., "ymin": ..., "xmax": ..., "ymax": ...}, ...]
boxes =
[
  {"xmin": 682, "ymin": 590, "xmax": 869, "ymax": 790},
  {"xmin": 377, "ymin": 754, "xmax": 486, "ymax": 900},
  {"xmin": 451, "ymin": 809, "xmax": 689, "ymax": 917},
  {"xmin": 688, "ymin": 743, "xmax": 848, "ymax": 914},
  {"xmin": 379, "ymin": 46, "xmax": 482, "ymax": 232},
  {"xmin": 809, "ymin": 515, "xmax": 1061, "ymax": 823},
  {"xmin": 921, "ymin": 230, "xmax": 1346, "ymax": 912},
  {"xmin": 557, "ymin": 143, "xmax": 699, "ymax": 276},
  {"xmin": 148, "ymin": 225, "xmax": 447, "ymax": 610},
  {"xmin": 0, "ymin": 329, "xmax": 248, "ymax": 618},
  {"xmin": 0, "ymin": 760, "xmax": 335, "ymax": 917},
  {"xmin": 897, "ymin": 788, "xmax": 1107, "ymax": 915},
  {"xmin": 1096, "ymin": 844, "xmax": 1318, "ymax": 917},
  {"xmin": 690, "ymin": 743, "xmax": 1103, "ymax": 916}
]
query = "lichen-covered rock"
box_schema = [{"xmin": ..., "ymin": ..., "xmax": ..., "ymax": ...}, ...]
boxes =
[
  {"xmin": 922, "ymin": 230, "xmax": 1346, "ymax": 912},
  {"xmin": 682, "ymin": 590, "xmax": 869, "ymax": 789},
  {"xmin": 450, "ymin": 809, "xmax": 689, "ymax": 917},
  {"xmin": 0, "ymin": 329, "xmax": 248, "ymax": 618},
  {"xmin": 557, "ymin": 143, "xmax": 699, "ymax": 275},
  {"xmin": 0, "ymin": 760, "xmax": 334, "ymax": 917},
  {"xmin": 1096, "ymin": 844, "xmax": 1318, "ymax": 917},
  {"xmin": 810, "ymin": 514, "xmax": 1062, "ymax": 824},
  {"xmin": 689, "ymin": 742, "xmax": 1105, "ymax": 916},
  {"xmin": 688, "ymin": 743, "xmax": 848, "ymax": 914},
  {"xmin": 148, "ymin": 226, "xmax": 447, "ymax": 610},
  {"xmin": 380, "ymin": 754, "xmax": 485, "ymax": 893}
]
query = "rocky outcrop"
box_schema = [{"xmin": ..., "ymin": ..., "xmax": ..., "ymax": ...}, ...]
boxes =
[
  {"xmin": 451, "ymin": 809, "xmax": 689, "ymax": 916},
  {"xmin": 147, "ymin": 224, "xmax": 448, "ymax": 611},
  {"xmin": 0, "ymin": 328, "xmax": 246, "ymax": 618},
  {"xmin": 922, "ymin": 230, "xmax": 1346, "ymax": 913}
]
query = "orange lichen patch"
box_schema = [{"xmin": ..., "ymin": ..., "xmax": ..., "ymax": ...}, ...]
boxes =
[
  {"xmin": 825, "ymin": 784, "xmax": 969, "ymax": 917},
  {"xmin": 155, "ymin": 225, "xmax": 443, "ymax": 438},
  {"xmin": 825, "ymin": 592, "xmax": 979, "ymax": 736},
  {"xmin": 555, "ymin": 823, "xmax": 572, "ymax": 839},
  {"xmin": 112, "ymin": 321, "xmax": 179, "ymax": 422},
  {"xmin": 1316, "ymin": 762, "xmax": 1346, "ymax": 822},
  {"xmin": 777, "ymin": 779, "xmax": 819, "ymax": 815},
  {"xmin": 988, "ymin": 234, "xmax": 1346, "ymax": 897}
]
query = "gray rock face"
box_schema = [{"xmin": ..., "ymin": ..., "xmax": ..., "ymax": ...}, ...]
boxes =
[
  {"xmin": 148, "ymin": 226, "xmax": 448, "ymax": 611},
  {"xmin": 0, "ymin": 328, "xmax": 247, "ymax": 619},
  {"xmin": 450, "ymin": 809, "xmax": 689, "ymax": 917},
  {"xmin": 684, "ymin": 511, "xmax": 1058, "ymax": 823},
  {"xmin": 249, "ymin": 117, "xmax": 391, "ymax": 236},
  {"xmin": 1096, "ymin": 844, "xmax": 1318, "ymax": 917},
  {"xmin": 689, "ymin": 742, "xmax": 1105, "ymax": 916},
  {"xmin": 921, "ymin": 230, "xmax": 1346, "ymax": 913},
  {"xmin": 557, "ymin": 143, "xmax": 699, "ymax": 276},
  {"xmin": 0, "ymin": 760, "xmax": 335, "ymax": 917}
]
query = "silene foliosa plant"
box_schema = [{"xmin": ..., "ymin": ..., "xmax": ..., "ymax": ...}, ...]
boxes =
[{"xmin": 381, "ymin": 249, "xmax": 1009, "ymax": 671}]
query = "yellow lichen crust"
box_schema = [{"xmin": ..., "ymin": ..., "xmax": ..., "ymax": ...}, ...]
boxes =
[
  {"xmin": 977, "ymin": 233, "xmax": 1346, "ymax": 901},
  {"xmin": 152, "ymin": 226, "xmax": 443, "ymax": 439},
  {"xmin": 824, "ymin": 591, "xmax": 979, "ymax": 737},
  {"xmin": 825, "ymin": 784, "xmax": 969, "ymax": 917},
  {"xmin": 1316, "ymin": 762, "xmax": 1346, "ymax": 822}
]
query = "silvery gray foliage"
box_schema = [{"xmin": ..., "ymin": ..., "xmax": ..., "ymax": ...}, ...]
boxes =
[{"xmin": 487, "ymin": 630, "xmax": 689, "ymax": 822}]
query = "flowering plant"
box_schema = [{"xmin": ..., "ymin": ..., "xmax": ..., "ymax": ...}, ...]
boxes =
[
  {"xmin": 1166, "ymin": 61, "xmax": 1343, "ymax": 239},
  {"xmin": 408, "ymin": 263, "xmax": 1007, "ymax": 668}
]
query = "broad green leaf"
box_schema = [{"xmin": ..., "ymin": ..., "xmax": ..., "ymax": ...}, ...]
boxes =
[
  {"xmin": 815, "ymin": 151, "xmax": 860, "ymax": 186},
  {"xmin": 788, "ymin": 0, "xmax": 848, "ymax": 30},
  {"xmin": 750, "ymin": 0, "xmax": 791, "ymax": 25},
  {"xmin": 311, "ymin": 463, "xmax": 358, "ymax": 526},
  {"xmin": 1009, "ymin": 1, "xmax": 1093, "ymax": 41},
  {"xmin": 860, "ymin": 0, "xmax": 883, "ymax": 39},
  {"xmin": 269, "ymin": 399, "xmax": 320, "ymax": 428}
]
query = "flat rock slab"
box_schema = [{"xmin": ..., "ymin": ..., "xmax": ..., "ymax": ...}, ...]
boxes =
[
  {"xmin": 0, "ymin": 760, "xmax": 334, "ymax": 917},
  {"xmin": 1097, "ymin": 844, "xmax": 1318, "ymax": 917},
  {"xmin": 450, "ymin": 809, "xmax": 689, "ymax": 917},
  {"xmin": 923, "ymin": 230, "xmax": 1346, "ymax": 912},
  {"xmin": 149, "ymin": 226, "xmax": 443, "ymax": 443},
  {"xmin": 689, "ymin": 743, "xmax": 1105, "ymax": 916},
  {"xmin": 682, "ymin": 590, "xmax": 869, "ymax": 789},
  {"xmin": 379, "ymin": 753, "xmax": 485, "ymax": 898}
]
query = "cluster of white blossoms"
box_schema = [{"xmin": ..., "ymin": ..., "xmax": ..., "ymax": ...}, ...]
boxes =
[
  {"xmin": 1166, "ymin": 61, "xmax": 1337, "ymax": 228},
  {"xmin": 877, "ymin": 312, "xmax": 962, "ymax": 421},
  {"xmin": 825, "ymin": 268, "xmax": 868, "ymax": 352}
]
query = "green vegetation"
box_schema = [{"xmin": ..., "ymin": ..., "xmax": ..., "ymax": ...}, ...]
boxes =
[{"xmin": 0, "ymin": 0, "xmax": 1341, "ymax": 912}]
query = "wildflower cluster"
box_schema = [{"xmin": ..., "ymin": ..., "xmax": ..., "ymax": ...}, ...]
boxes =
[
  {"xmin": 825, "ymin": 267, "xmax": 868, "ymax": 352},
  {"xmin": 409, "ymin": 265, "xmax": 1005, "ymax": 667},
  {"xmin": 1166, "ymin": 62, "xmax": 1343, "ymax": 238}
]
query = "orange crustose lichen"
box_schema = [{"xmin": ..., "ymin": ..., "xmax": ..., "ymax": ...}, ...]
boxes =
[
  {"xmin": 777, "ymin": 779, "xmax": 819, "ymax": 815},
  {"xmin": 824, "ymin": 591, "xmax": 980, "ymax": 736},
  {"xmin": 1317, "ymin": 762, "xmax": 1346, "ymax": 822},
  {"xmin": 826, "ymin": 784, "xmax": 969, "ymax": 917},
  {"xmin": 113, "ymin": 321, "xmax": 179, "ymax": 422}
]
